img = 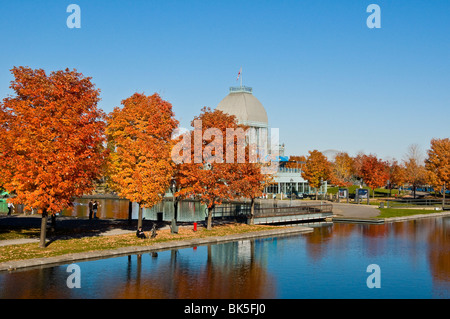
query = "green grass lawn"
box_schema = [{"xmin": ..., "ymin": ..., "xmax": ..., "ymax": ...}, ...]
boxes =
[
  {"xmin": 376, "ymin": 208, "xmax": 443, "ymax": 218},
  {"xmin": 327, "ymin": 185, "xmax": 402, "ymax": 197}
]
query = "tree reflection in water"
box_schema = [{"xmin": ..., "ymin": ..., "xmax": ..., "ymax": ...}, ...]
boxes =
[{"xmin": 0, "ymin": 218, "xmax": 449, "ymax": 299}]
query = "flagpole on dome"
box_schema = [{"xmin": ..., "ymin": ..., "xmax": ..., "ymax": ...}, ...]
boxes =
[
  {"xmin": 237, "ymin": 67, "xmax": 242, "ymax": 88},
  {"xmin": 240, "ymin": 67, "xmax": 243, "ymax": 88}
]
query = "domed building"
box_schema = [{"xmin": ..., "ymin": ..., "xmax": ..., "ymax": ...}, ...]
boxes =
[
  {"xmin": 216, "ymin": 86, "xmax": 269, "ymax": 157},
  {"xmin": 216, "ymin": 86, "xmax": 269, "ymax": 128},
  {"xmin": 215, "ymin": 85, "xmax": 326, "ymax": 198}
]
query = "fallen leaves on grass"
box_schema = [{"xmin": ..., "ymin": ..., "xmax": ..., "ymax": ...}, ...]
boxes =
[{"xmin": 0, "ymin": 223, "xmax": 280, "ymax": 263}]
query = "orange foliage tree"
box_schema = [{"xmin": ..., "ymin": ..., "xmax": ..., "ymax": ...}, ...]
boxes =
[
  {"xmin": 360, "ymin": 154, "xmax": 389, "ymax": 197},
  {"xmin": 425, "ymin": 138, "xmax": 450, "ymax": 202},
  {"xmin": 173, "ymin": 107, "xmax": 268, "ymax": 229},
  {"xmin": 301, "ymin": 150, "xmax": 332, "ymax": 200},
  {"xmin": 228, "ymin": 152, "xmax": 272, "ymax": 225},
  {"xmin": 106, "ymin": 93, "xmax": 178, "ymax": 229},
  {"xmin": 285, "ymin": 155, "xmax": 306, "ymax": 169},
  {"xmin": 332, "ymin": 152, "xmax": 354, "ymax": 187},
  {"xmin": 0, "ymin": 67, "xmax": 107, "ymax": 247},
  {"xmin": 403, "ymin": 144, "xmax": 427, "ymax": 199},
  {"xmin": 174, "ymin": 107, "xmax": 238, "ymax": 230},
  {"xmin": 387, "ymin": 160, "xmax": 407, "ymax": 196},
  {"xmin": 351, "ymin": 151, "xmax": 366, "ymax": 185}
]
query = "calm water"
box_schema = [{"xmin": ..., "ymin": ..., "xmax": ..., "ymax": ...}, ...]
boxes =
[{"xmin": 1, "ymin": 217, "xmax": 449, "ymax": 299}]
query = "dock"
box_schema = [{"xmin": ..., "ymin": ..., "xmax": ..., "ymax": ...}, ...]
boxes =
[{"xmin": 248, "ymin": 203, "xmax": 333, "ymax": 225}]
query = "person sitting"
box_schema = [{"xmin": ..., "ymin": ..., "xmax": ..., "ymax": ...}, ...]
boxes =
[{"xmin": 136, "ymin": 226, "xmax": 146, "ymax": 239}]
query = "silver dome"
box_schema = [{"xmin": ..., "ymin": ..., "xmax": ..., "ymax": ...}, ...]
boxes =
[{"xmin": 216, "ymin": 86, "xmax": 268, "ymax": 127}]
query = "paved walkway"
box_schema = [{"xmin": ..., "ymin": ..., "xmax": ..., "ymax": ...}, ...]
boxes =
[
  {"xmin": 0, "ymin": 215, "xmax": 154, "ymax": 247},
  {"xmin": 331, "ymin": 202, "xmax": 380, "ymax": 218}
]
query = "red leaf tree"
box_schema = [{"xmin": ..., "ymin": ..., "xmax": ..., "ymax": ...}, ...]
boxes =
[
  {"xmin": 0, "ymin": 67, "xmax": 107, "ymax": 247},
  {"xmin": 360, "ymin": 154, "xmax": 389, "ymax": 198},
  {"xmin": 173, "ymin": 107, "xmax": 268, "ymax": 229}
]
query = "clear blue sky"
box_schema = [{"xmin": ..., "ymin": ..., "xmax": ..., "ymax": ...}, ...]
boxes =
[{"xmin": 0, "ymin": 0, "xmax": 449, "ymax": 161}]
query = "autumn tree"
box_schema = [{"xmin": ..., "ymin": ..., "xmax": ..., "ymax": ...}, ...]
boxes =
[
  {"xmin": 0, "ymin": 67, "xmax": 107, "ymax": 247},
  {"xmin": 106, "ymin": 93, "xmax": 178, "ymax": 229},
  {"xmin": 301, "ymin": 150, "xmax": 332, "ymax": 200},
  {"xmin": 387, "ymin": 160, "xmax": 407, "ymax": 196},
  {"xmin": 285, "ymin": 155, "xmax": 306, "ymax": 169},
  {"xmin": 332, "ymin": 152, "xmax": 354, "ymax": 187},
  {"xmin": 174, "ymin": 107, "xmax": 263, "ymax": 229},
  {"xmin": 228, "ymin": 148, "xmax": 272, "ymax": 225},
  {"xmin": 425, "ymin": 138, "xmax": 450, "ymax": 205},
  {"xmin": 360, "ymin": 154, "xmax": 389, "ymax": 198},
  {"xmin": 351, "ymin": 151, "xmax": 366, "ymax": 187},
  {"xmin": 403, "ymin": 144, "xmax": 427, "ymax": 199}
]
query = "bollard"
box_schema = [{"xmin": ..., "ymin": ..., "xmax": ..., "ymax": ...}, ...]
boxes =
[{"xmin": 193, "ymin": 222, "xmax": 197, "ymax": 232}]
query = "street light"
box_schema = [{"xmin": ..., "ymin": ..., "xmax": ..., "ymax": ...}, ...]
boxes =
[{"xmin": 290, "ymin": 178, "xmax": 293, "ymax": 206}]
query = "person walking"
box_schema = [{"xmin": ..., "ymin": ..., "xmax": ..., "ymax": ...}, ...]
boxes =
[
  {"xmin": 88, "ymin": 200, "xmax": 94, "ymax": 220},
  {"xmin": 93, "ymin": 200, "xmax": 100, "ymax": 219},
  {"xmin": 7, "ymin": 202, "xmax": 14, "ymax": 215}
]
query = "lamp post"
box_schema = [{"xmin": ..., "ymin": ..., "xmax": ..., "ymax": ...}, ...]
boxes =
[
  {"xmin": 290, "ymin": 178, "xmax": 293, "ymax": 206},
  {"xmin": 170, "ymin": 179, "xmax": 179, "ymax": 234}
]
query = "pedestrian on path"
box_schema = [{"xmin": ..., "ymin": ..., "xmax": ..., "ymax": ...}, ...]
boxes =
[
  {"xmin": 7, "ymin": 202, "xmax": 14, "ymax": 215},
  {"xmin": 93, "ymin": 200, "xmax": 100, "ymax": 219},
  {"xmin": 88, "ymin": 200, "xmax": 94, "ymax": 220}
]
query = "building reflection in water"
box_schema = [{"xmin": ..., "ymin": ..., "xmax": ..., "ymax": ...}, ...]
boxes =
[{"xmin": 115, "ymin": 239, "xmax": 276, "ymax": 299}]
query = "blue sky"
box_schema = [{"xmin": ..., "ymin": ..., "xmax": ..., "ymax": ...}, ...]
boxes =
[{"xmin": 0, "ymin": 0, "xmax": 449, "ymax": 161}]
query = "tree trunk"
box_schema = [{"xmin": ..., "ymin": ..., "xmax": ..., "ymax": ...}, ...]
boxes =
[
  {"xmin": 315, "ymin": 189, "xmax": 318, "ymax": 201},
  {"xmin": 443, "ymin": 182, "xmax": 446, "ymax": 210},
  {"xmin": 137, "ymin": 203, "xmax": 143, "ymax": 229},
  {"xmin": 206, "ymin": 204, "xmax": 214, "ymax": 230},
  {"xmin": 249, "ymin": 197, "xmax": 255, "ymax": 225},
  {"xmin": 128, "ymin": 201, "xmax": 132, "ymax": 225},
  {"xmin": 39, "ymin": 209, "xmax": 48, "ymax": 248}
]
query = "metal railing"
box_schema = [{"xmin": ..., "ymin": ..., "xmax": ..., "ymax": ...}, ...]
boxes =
[
  {"xmin": 254, "ymin": 203, "xmax": 333, "ymax": 218},
  {"xmin": 229, "ymin": 86, "xmax": 253, "ymax": 94},
  {"xmin": 212, "ymin": 203, "xmax": 250, "ymax": 219},
  {"xmin": 211, "ymin": 201, "xmax": 333, "ymax": 219}
]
